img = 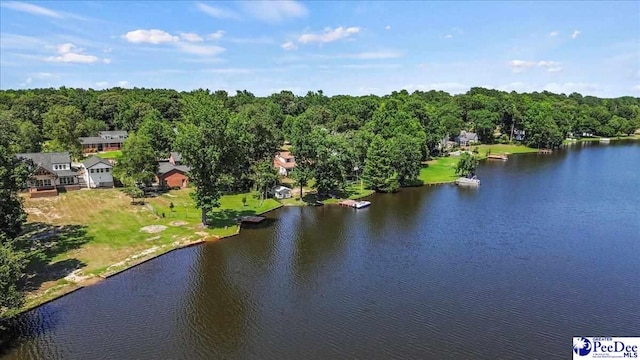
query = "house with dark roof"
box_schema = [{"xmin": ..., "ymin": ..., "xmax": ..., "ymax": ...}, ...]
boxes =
[
  {"xmin": 15, "ymin": 152, "xmax": 80, "ymax": 197},
  {"xmin": 82, "ymin": 156, "xmax": 114, "ymax": 188},
  {"xmin": 157, "ymin": 152, "xmax": 190, "ymax": 189},
  {"xmin": 455, "ymin": 130, "xmax": 479, "ymax": 147},
  {"xmin": 79, "ymin": 131, "xmax": 128, "ymax": 153},
  {"xmin": 273, "ymin": 151, "xmax": 296, "ymax": 176}
]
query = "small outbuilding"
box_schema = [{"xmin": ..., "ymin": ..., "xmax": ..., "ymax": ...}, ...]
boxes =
[{"xmin": 272, "ymin": 186, "xmax": 292, "ymax": 199}]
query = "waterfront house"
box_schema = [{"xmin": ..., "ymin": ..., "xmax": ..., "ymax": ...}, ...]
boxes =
[
  {"xmin": 16, "ymin": 152, "xmax": 80, "ymax": 197},
  {"xmin": 514, "ymin": 129, "xmax": 526, "ymax": 141},
  {"xmin": 157, "ymin": 152, "xmax": 190, "ymax": 189},
  {"xmin": 273, "ymin": 151, "xmax": 296, "ymax": 176},
  {"xmin": 82, "ymin": 156, "xmax": 114, "ymax": 188},
  {"xmin": 272, "ymin": 186, "xmax": 292, "ymax": 199},
  {"xmin": 79, "ymin": 131, "xmax": 128, "ymax": 153},
  {"xmin": 455, "ymin": 131, "xmax": 478, "ymax": 147}
]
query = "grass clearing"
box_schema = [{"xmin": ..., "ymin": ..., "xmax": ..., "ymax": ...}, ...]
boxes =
[
  {"xmin": 18, "ymin": 188, "xmax": 281, "ymax": 311},
  {"xmin": 93, "ymin": 150, "xmax": 122, "ymax": 159},
  {"xmin": 475, "ymin": 144, "xmax": 538, "ymax": 156},
  {"xmin": 418, "ymin": 157, "xmax": 460, "ymax": 184}
]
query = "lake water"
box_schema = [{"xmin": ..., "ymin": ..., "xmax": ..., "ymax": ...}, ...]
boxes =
[{"xmin": 2, "ymin": 141, "xmax": 639, "ymax": 359}]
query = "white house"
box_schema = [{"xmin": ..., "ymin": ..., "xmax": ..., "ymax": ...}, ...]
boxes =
[
  {"xmin": 82, "ymin": 156, "xmax": 114, "ymax": 188},
  {"xmin": 273, "ymin": 151, "xmax": 296, "ymax": 176},
  {"xmin": 273, "ymin": 186, "xmax": 292, "ymax": 199}
]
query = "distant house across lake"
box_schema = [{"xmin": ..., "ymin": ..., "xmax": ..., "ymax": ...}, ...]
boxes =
[
  {"xmin": 456, "ymin": 131, "xmax": 478, "ymax": 147},
  {"xmin": 274, "ymin": 151, "xmax": 296, "ymax": 176},
  {"xmin": 16, "ymin": 152, "xmax": 80, "ymax": 197},
  {"xmin": 80, "ymin": 131, "xmax": 128, "ymax": 153}
]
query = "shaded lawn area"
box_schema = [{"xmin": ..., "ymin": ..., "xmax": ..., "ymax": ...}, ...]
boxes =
[
  {"xmin": 279, "ymin": 182, "xmax": 374, "ymax": 206},
  {"xmin": 147, "ymin": 190, "xmax": 281, "ymax": 237},
  {"xmin": 475, "ymin": 144, "xmax": 537, "ymax": 156},
  {"xmin": 418, "ymin": 157, "xmax": 460, "ymax": 184}
]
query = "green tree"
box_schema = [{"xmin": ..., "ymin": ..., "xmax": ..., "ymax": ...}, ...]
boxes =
[
  {"xmin": 455, "ymin": 152, "xmax": 479, "ymax": 177},
  {"xmin": 290, "ymin": 166, "xmax": 313, "ymax": 200},
  {"xmin": 314, "ymin": 136, "xmax": 350, "ymax": 196},
  {"xmin": 42, "ymin": 105, "xmax": 85, "ymax": 158},
  {"xmin": 251, "ymin": 159, "xmax": 279, "ymax": 202},
  {"xmin": 137, "ymin": 110, "xmax": 175, "ymax": 158},
  {"xmin": 0, "ymin": 238, "xmax": 25, "ymax": 318},
  {"xmin": 362, "ymin": 135, "xmax": 396, "ymax": 192},
  {"xmin": 175, "ymin": 91, "xmax": 230, "ymax": 224},
  {"xmin": 0, "ymin": 126, "xmax": 31, "ymax": 240},
  {"xmin": 389, "ymin": 134, "xmax": 422, "ymax": 185},
  {"xmin": 113, "ymin": 132, "xmax": 158, "ymax": 188}
]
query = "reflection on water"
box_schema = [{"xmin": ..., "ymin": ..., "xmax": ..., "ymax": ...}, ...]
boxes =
[{"xmin": 3, "ymin": 141, "xmax": 640, "ymax": 359}]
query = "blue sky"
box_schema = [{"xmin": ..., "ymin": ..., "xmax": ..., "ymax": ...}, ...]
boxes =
[{"xmin": 1, "ymin": 1, "xmax": 638, "ymax": 97}]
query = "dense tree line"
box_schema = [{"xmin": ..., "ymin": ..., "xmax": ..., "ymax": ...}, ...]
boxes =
[{"xmin": 1, "ymin": 86, "xmax": 639, "ymax": 314}]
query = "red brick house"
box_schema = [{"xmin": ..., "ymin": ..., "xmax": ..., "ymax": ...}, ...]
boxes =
[
  {"xmin": 79, "ymin": 131, "xmax": 128, "ymax": 154},
  {"xmin": 157, "ymin": 152, "xmax": 190, "ymax": 189}
]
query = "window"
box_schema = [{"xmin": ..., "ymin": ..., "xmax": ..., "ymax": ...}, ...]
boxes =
[
  {"xmin": 60, "ymin": 177, "xmax": 74, "ymax": 185},
  {"xmin": 36, "ymin": 179, "xmax": 52, "ymax": 187},
  {"xmin": 105, "ymin": 168, "xmax": 110, "ymax": 173},
  {"xmin": 90, "ymin": 169, "xmax": 95, "ymax": 173}
]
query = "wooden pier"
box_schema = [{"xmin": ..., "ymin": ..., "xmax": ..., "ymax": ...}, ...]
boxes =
[{"xmin": 538, "ymin": 149, "xmax": 553, "ymax": 154}]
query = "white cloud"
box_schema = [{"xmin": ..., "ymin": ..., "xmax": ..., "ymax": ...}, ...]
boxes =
[
  {"xmin": 46, "ymin": 52, "xmax": 99, "ymax": 64},
  {"xmin": 175, "ymin": 42, "xmax": 225, "ymax": 56},
  {"xmin": 196, "ymin": 3, "xmax": 240, "ymax": 20},
  {"xmin": 124, "ymin": 29, "xmax": 180, "ymax": 44},
  {"xmin": 509, "ymin": 60, "xmax": 536, "ymax": 71},
  {"xmin": 241, "ymin": 0, "xmax": 307, "ymax": 23},
  {"xmin": 117, "ymin": 80, "xmax": 129, "ymax": 88},
  {"xmin": 385, "ymin": 25, "xmax": 391, "ymax": 30},
  {"xmin": 104, "ymin": 47, "xmax": 113, "ymax": 53},
  {"xmin": 228, "ymin": 36, "xmax": 273, "ymax": 44},
  {"xmin": 444, "ymin": 34, "xmax": 453, "ymax": 39},
  {"xmin": 95, "ymin": 81, "xmax": 109, "ymax": 87},
  {"xmin": 298, "ymin": 26, "xmax": 361, "ymax": 44},
  {"xmin": 509, "ymin": 60, "xmax": 562, "ymax": 73},
  {"xmin": 122, "ymin": 29, "xmax": 225, "ymax": 57},
  {"xmin": 180, "ymin": 32, "xmax": 204, "ymax": 42},
  {"xmin": 572, "ymin": 30, "xmax": 581, "ymax": 39},
  {"xmin": 281, "ymin": 41, "xmax": 297, "ymax": 50},
  {"xmin": 103, "ymin": 58, "xmax": 112, "ymax": 64},
  {"xmin": 1, "ymin": 1, "xmax": 62, "ymax": 18},
  {"xmin": 44, "ymin": 43, "xmax": 102, "ymax": 64},
  {"xmin": 208, "ymin": 31, "xmax": 225, "ymax": 40},
  {"xmin": 549, "ymin": 31, "xmax": 558, "ymax": 37}
]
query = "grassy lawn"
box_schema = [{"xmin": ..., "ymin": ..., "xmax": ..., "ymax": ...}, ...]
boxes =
[
  {"xmin": 418, "ymin": 157, "xmax": 460, "ymax": 184},
  {"xmin": 93, "ymin": 150, "xmax": 122, "ymax": 159},
  {"xmin": 475, "ymin": 144, "xmax": 538, "ymax": 156},
  {"xmin": 279, "ymin": 182, "xmax": 374, "ymax": 206},
  {"xmin": 18, "ymin": 188, "xmax": 280, "ymax": 311},
  {"xmin": 563, "ymin": 135, "xmax": 640, "ymax": 144}
]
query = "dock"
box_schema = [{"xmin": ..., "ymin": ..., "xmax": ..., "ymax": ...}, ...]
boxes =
[
  {"xmin": 538, "ymin": 149, "xmax": 553, "ymax": 154},
  {"xmin": 238, "ymin": 216, "xmax": 265, "ymax": 224},
  {"xmin": 487, "ymin": 153, "xmax": 508, "ymax": 160},
  {"xmin": 339, "ymin": 199, "xmax": 371, "ymax": 209}
]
